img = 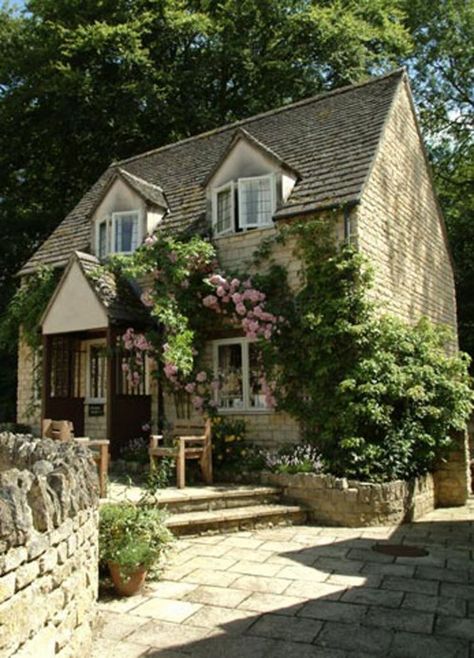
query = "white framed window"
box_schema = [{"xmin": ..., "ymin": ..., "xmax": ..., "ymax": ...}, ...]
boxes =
[
  {"xmin": 213, "ymin": 338, "xmax": 270, "ymax": 412},
  {"xmin": 212, "ymin": 182, "xmax": 234, "ymax": 236},
  {"xmin": 95, "ymin": 209, "xmax": 142, "ymax": 258},
  {"xmin": 86, "ymin": 341, "xmax": 107, "ymax": 403},
  {"xmin": 112, "ymin": 210, "xmax": 142, "ymax": 254},
  {"xmin": 238, "ymin": 174, "xmax": 275, "ymax": 229}
]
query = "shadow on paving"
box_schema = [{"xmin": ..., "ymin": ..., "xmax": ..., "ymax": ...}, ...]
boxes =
[{"xmin": 101, "ymin": 511, "xmax": 474, "ymax": 658}]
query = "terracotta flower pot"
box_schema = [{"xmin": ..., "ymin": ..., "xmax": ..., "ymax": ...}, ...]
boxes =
[{"xmin": 108, "ymin": 562, "xmax": 147, "ymax": 596}]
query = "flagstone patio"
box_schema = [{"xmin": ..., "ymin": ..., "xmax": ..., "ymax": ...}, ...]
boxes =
[{"xmin": 93, "ymin": 499, "xmax": 474, "ymax": 657}]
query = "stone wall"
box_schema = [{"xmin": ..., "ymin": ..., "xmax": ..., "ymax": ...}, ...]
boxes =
[
  {"xmin": 433, "ymin": 430, "xmax": 471, "ymax": 507},
  {"xmin": 261, "ymin": 471, "xmax": 435, "ymax": 527},
  {"xmin": 354, "ymin": 79, "xmax": 457, "ymax": 334},
  {"xmin": 0, "ymin": 433, "xmax": 99, "ymax": 658}
]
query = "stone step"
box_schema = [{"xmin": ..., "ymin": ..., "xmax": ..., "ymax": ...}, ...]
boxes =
[
  {"xmin": 165, "ymin": 503, "xmax": 308, "ymax": 536},
  {"xmin": 154, "ymin": 485, "xmax": 283, "ymax": 514}
]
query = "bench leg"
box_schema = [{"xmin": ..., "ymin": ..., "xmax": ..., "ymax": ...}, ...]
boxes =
[{"xmin": 176, "ymin": 442, "xmax": 185, "ymax": 489}]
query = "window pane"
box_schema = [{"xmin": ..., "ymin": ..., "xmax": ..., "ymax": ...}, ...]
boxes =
[
  {"xmin": 98, "ymin": 222, "xmax": 107, "ymax": 259},
  {"xmin": 89, "ymin": 346, "xmax": 106, "ymax": 399},
  {"xmin": 217, "ymin": 343, "xmax": 243, "ymax": 409},
  {"xmin": 240, "ymin": 177, "xmax": 272, "ymax": 228},
  {"xmin": 248, "ymin": 343, "xmax": 268, "ymax": 408},
  {"xmin": 216, "ymin": 188, "xmax": 232, "ymax": 234},
  {"xmin": 115, "ymin": 213, "xmax": 139, "ymax": 252}
]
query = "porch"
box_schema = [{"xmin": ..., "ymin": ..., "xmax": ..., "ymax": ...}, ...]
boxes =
[{"xmin": 40, "ymin": 251, "xmax": 154, "ymax": 458}]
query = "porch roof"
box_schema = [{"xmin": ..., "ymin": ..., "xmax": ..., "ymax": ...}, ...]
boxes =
[{"xmin": 41, "ymin": 251, "xmax": 151, "ymax": 334}]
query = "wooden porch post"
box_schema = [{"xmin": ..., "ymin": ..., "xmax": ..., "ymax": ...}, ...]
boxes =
[{"xmin": 41, "ymin": 334, "xmax": 51, "ymax": 432}]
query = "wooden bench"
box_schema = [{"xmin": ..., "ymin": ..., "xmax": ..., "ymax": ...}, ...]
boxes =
[
  {"xmin": 42, "ymin": 419, "xmax": 110, "ymax": 498},
  {"xmin": 149, "ymin": 419, "xmax": 213, "ymax": 489}
]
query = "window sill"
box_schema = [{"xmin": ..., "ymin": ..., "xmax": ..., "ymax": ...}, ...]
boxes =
[
  {"xmin": 213, "ymin": 224, "xmax": 276, "ymax": 241},
  {"xmin": 217, "ymin": 408, "xmax": 274, "ymax": 415},
  {"xmin": 85, "ymin": 398, "xmax": 106, "ymax": 405}
]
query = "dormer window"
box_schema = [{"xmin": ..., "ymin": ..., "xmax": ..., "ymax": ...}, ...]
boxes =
[
  {"xmin": 95, "ymin": 210, "xmax": 142, "ymax": 258},
  {"xmin": 238, "ymin": 175, "xmax": 274, "ymax": 229},
  {"xmin": 212, "ymin": 174, "xmax": 276, "ymax": 237},
  {"xmin": 112, "ymin": 210, "xmax": 141, "ymax": 254},
  {"xmin": 213, "ymin": 183, "xmax": 234, "ymax": 235}
]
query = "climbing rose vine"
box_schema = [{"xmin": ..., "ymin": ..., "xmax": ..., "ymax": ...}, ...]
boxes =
[{"xmin": 113, "ymin": 233, "xmax": 281, "ymax": 413}]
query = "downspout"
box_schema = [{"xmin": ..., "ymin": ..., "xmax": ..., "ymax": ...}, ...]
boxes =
[
  {"xmin": 343, "ymin": 201, "xmax": 358, "ymax": 245},
  {"xmin": 343, "ymin": 205, "xmax": 351, "ymax": 245}
]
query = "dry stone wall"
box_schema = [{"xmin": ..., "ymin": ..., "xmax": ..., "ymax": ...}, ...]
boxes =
[
  {"xmin": 261, "ymin": 471, "xmax": 435, "ymax": 527},
  {"xmin": 0, "ymin": 433, "xmax": 99, "ymax": 658}
]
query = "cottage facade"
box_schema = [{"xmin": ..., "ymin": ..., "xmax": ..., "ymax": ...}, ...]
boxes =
[{"xmin": 17, "ymin": 69, "xmax": 457, "ymax": 456}]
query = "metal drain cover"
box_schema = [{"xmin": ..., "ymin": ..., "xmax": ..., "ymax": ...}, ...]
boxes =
[{"xmin": 372, "ymin": 543, "xmax": 428, "ymax": 558}]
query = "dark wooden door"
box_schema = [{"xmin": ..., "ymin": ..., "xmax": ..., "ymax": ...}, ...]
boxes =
[
  {"xmin": 43, "ymin": 335, "xmax": 85, "ymax": 435},
  {"xmin": 107, "ymin": 326, "xmax": 151, "ymax": 458}
]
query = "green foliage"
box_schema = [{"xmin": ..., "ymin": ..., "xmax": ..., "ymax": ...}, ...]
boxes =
[
  {"xmin": 99, "ymin": 502, "xmax": 173, "ymax": 576},
  {"xmin": 212, "ymin": 416, "xmax": 248, "ymax": 467},
  {"xmin": 403, "ymin": 0, "xmax": 474, "ymax": 360},
  {"xmin": 115, "ymin": 233, "xmax": 217, "ymax": 380},
  {"xmin": 146, "ymin": 457, "xmax": 174, "ymax": 492},
  {"xmin": 0, "ymin": 266, "xmax": 58, "ymax": 352},
  {"xmin": 262, "ymin": 220, "xmax": 473, "ymax": 482}
]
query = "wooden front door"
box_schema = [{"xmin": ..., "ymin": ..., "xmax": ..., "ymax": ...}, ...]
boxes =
[
  {"xmin": 43, "ymin": 334, "xmax": 85, "ymax": 435},
  {"xmin": 107, "ymin": 327, "xmax": 151, "ymax": 458}
]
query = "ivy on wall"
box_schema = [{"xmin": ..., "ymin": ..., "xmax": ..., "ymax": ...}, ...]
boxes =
[
  {"xmin": 258, "ymin": 219, "xmax": 473, "ymax": 482},
  {"xmin": 0, "ymin": 266, "xmax": 58, "ymax": 352}
]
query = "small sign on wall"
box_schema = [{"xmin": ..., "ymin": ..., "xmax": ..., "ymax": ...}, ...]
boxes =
[{"xmin": 88, "ymin": 404, "xmax": 105, "ymax": 417}]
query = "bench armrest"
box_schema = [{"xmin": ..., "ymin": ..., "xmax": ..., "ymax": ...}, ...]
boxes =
[{"xmin": 149, "ymin": 434, "xmax": 164, "ymax": 450}]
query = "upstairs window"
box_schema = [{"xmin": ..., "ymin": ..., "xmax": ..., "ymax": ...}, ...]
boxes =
[
  {"xmin": 95, "ymin": 210, "xmax": 142, "ymax": 258},
  {"xmin": 238, "ymin": 175, "xmax": 274, "ymax": 229},
  {"xmin": 113, "ymin": 210, "xmax": 141, "ymax": 254},
  {"xmin": 212, "ymin": 174, "xmax": 276, "ymax": 237},
  {"xmin": 213, "ymin": 183, "xmax": 234, "ymax": 235}
]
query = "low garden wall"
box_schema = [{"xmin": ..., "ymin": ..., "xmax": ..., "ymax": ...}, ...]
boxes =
[
  {"xmin": 0, "ymin": 432, "xmax": 99, "ymax": 658},
  {"xmin": 261, "ymin": 471, "xmax": 435, "ymax": 527}
]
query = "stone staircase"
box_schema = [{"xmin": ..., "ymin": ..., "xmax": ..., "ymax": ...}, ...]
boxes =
[{"xmin": 161, "ymin": 484, "xmax": 308, "ymax": 536}]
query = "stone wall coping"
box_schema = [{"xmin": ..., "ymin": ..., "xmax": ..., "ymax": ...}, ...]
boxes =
[{"xmin": 0, "ymin": 432, "xmax": 99, "ymax": 552}]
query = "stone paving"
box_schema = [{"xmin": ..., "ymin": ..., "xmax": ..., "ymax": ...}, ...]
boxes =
[{"xmin": 93, "ymin": 500, "xmax": 474, "ymax": 657}]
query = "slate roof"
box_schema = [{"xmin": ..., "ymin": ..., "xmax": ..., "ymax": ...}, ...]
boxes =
[
  {"xmin": 20, "ymin": 69, "xmax": 405, "ymax": 275},
  {"xmin": 76, "ymin": 252, "xmax": 151, "ymax": 325}
]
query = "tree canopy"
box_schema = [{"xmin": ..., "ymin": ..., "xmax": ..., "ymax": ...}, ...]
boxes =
[{"xmin": 0, "ymin": 0, "xmax": 471, "ymax": 420}]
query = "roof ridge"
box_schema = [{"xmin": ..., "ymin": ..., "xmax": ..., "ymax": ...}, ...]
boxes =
[{"xmin": 113, "ymin": 68, "xmax": 406, "ymax": 168}]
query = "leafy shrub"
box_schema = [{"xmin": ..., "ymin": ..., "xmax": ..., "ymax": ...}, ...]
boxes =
[
  {"xmin": 262, "ymin": 219, "xmax": 473, "ymax": 483},
  {"xmin": 212, "ymin": 416, "xmax": 248, "ymax": 466},
  {"xmin": 99, "ymin": 502, "xmax": 173, "ymax": 576},
  {"xmin": 264, "ymin": 443, "xmax": 324, "ymax": 474},
  {"xmin": 146, "ymin": 457, "xmax": 174, "ymax": 491}
]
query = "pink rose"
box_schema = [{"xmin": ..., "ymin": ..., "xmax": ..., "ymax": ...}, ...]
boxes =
[
  {"xmin": 235, "ymin": 303, "xmax": 246, "ymax": 316},
  {"xmin": 203, "ymin": 295, "xmax": 218, "ymax": 308},
  {"xmin": 196, "ymin": 371, "xmax": 207, "ymax": 382},
  {"xmin": 232, "ymin": 292, "xmax": 242, "ymax": 305},
  {"xmin": 185, "ymin": 383, "xmax": 196, "ymax": 394},
  {"xmin": 192, "ymin": 395, "xmax": 204, "ymax": 409},
  {"xmin": 209, "ymin": 274, "xmax": 227, "ymax": 287}
]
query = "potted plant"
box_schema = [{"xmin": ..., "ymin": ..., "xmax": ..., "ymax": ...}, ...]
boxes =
[{"xmin": 99, "ymin": 502, "xmax": 173, "ymax": 596}]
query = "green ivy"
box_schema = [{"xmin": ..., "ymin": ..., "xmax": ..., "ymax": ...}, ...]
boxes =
[
  {"xmin": 0, "ymin": 266, "xmax": 59, "ymax": 352},
  {"xmin": 260, "ymin": 219, "xmax": 473, "ymax": 482}
]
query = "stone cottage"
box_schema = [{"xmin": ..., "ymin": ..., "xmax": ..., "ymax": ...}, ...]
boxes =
[{"xmin": 16, "ymin": 68, "xmax": 457, "ymax": 457}]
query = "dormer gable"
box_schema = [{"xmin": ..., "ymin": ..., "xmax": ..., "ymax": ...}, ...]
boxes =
[
  {"xmin": 205, "ymin": 128, "xmax": 299, "ymax": 237},
  {"xmin": 91, "ymin": 169, "xmax": 168, "ymax": 259}
]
